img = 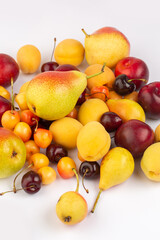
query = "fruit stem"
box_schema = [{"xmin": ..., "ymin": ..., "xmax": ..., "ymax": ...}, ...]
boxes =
[
  {"xmin": 81, "ymin": 28, "xmax": 90, "ymax": 37},
  {"xmin": 72, "ymin": 168, "xmax": 79, "ymax": 193},
  {"xmin": 33, "ymin": 118, "xmax": 39, "ymax": 133},
  {"xmin": 82, "ymin": 169, "xmax": 89, "ymax": 193},
  {"xmin": 51, "ymin": 38, "xmax": 56, "ymax": 61},
  {"xmin": 11, "ymin": 77, "xmax": 14, "ymax": 113},
  {"xmin": 0, "ymin": 185, "xmax": 35, "ymax": 196},
  {"xmin": 13, "ymin": 163, "xmax": 33, "ymax": 193},
  {"xmin": 86, "ymin": 63, "xmax": 106, "ymax": 79},
  {"xmin": 85, "ymin": 92, "xmax": 108, "ymax": 101},
  {"xmin": 91, "ymin": 189, "xmax": 103, "ymax": 213},
  {"xmin": 128, "ymin": 79, "xmax": 147, "ymax": 83}
]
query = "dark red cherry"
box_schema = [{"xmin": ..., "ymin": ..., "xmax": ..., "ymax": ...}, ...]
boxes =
[
  {"xmin": 46, "ymin": 143, "xmax": 68, "ymax": 163},
  {"xmin": 55, "ymin": 64, "xmax": 79, "ymax": 72},
  {"xmin": 21, "ymin": 171, "xmax": 42, "ymax": 194},
  {"xmin": 41, "ymin": 62, "xmax": 59, "ymax": 72},
  {"xmin": 76, "ymin": 89, "xmax": 87, "ymax": 105},
  {"xmin": 100, "ymin": 112, "xmax": 122, "ymax": 132},
  {"xmin": 113, "ymin": 74, "xmax": 136, "ymax": 95},
  {"xmin": 79, "ymin": 161, "xmax": 100, "ymax": 178}
]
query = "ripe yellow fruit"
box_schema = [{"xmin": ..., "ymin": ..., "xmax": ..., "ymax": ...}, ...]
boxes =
[
  {"xmin": 155, "ymin": 124, "xmax": 160, "ymax": 142},
  {"xmin": 85, "ymin": 64, "xmax": 115, "ymax": 89},
  {"xmin": 0, "ymin": 86, "xmax": 10, "ymax": 100},
  {"xmin": 141, "ymin": 143, "xmax": 160, "ymax": 181},
  {"xmin": 77, "ymin": 121, "xmax": 111, "ymax": 162},
  {"xmin": 54, "ymin": 39, "xmax": 84, "ymax": 66},
  {"xmin": 78, "ymin": 98, "xmax": 109, "ymax": 125},
  {"xmin": 15, "ymin": 92, "xmax": 29, "ymax": 110},
  {"xmin": 17, "ymin": 45, "xmax": 41, "ymax": 73},
  {"xmin": 19, "ymin": 81, "xmax": 30, "ymax": 93},
  {"xmin": 49, "ymin": 117, "xmax": 83, "ymax": 149}
]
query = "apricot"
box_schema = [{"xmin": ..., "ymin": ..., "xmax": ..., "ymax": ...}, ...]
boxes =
[
  {"xmin": 78, "ymin": 98, "xmax": 109, "ymax": 125},
  {"xmin": 54, "ymin": 39, "xmax": 84, "ymax": 66},
  {"xmin": 77, "ymin": 121, "xmax": 111, "ymax": 162},
  {"xmin": 17, "ymin": 45, "xmax": 41, "ymax": 74},
  {"xmin": 85, "ymin": 64, "xmax": 115, "ymax": 90},
  {"xmin": 141, "ymin": 143, "xmax": 160, "ymax": 181},
  {"xmin": 124, "ymin": 91, "xmax": 138, "ymax": 102},
  {"xmin": 108, "ymin": 91, "xmax": 122, "ymax": 100},
  {"xmin": 15, "ymin": 92, "xmax": 29, "ymax": 110},
  {"xmin": 49, "ymin": 117, "xmax": 83, "ymax": 149},
  {"xmin": 155, "ymin": 124, "xmax": 160, "ymax": 142}
]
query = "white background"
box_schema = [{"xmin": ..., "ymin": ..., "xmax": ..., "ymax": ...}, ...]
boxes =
[{"xmin": 0, "ymin": 0, "xmax": 160, "ymax": 239}]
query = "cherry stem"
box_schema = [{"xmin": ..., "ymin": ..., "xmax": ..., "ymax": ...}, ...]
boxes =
[
  {"xmin": 0, "ymin": 185, "xmax": 35, "ymax": 196},
  {"xmin": 50, "ymin": 38, "xmax": 56, "ymax": 62},
  {"xmin": 86, "ymin": 63, "xmax": 106, "ymax": 79},
  {"xmin": 33, "ymin": 118, "xmax": 39, "ymax": 133},
  {"xmin": 91, "ymin": 189, "xmax": 103, "ymax": 213},
  {"xmin": 82, "ymin": 169, "xmax": 89, "ymax": 193},
  {"xmin": 11, "ymin": 77, "xmax": 14, "ymax": 114},
  {"xmin": 127, "ymin": 79, "xmax": 147, "ymax": 83},
  {"xmin": 72, "ymin": 168, "xmax": 79, "ymax": 193},
  {"xmin": 13, "ymin": 163, "xmax": 33, "ymax": 193},
  {"xmin": 85, "ymin": 92, "xmax": 108, "ymax": 101}
]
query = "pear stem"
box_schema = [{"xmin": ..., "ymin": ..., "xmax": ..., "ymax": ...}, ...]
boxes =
[
  {"xmin": 127, "ymin": 78, "xmax": 147, "ymax": 83},
  {"xmin": 81, "ymin": 28, "xmax": 90, "ymax": 37},
  {"xmin": 72, "ymin": 168, "xmax": 79, "ymax": 193},
  {"xmin": 50, "ymin": 38, "xmax": 56, "ymax": 62},
  {"xmin": 82, "ymin": 169, "xmax": 89, "ymax": 193},
  {"xmin": 86, "ymin": 63, "xmax": 106, "ymax": 79},
  {"xmin": 91, "ymin": 189, "xmax": 103, "ymax": 213},
  {"xmin": 13, "ymin": 163, "xmax": 33, "ymax": 193}
]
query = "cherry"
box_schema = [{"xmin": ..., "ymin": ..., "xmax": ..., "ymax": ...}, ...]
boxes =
[
  {"xmin": 41, "ymin": 38, "xmax": 59, "ymax": 72},
  {"xmin": 21, "ymin": 171, "xmax": 42, "ymax": 194},
  {"xmin": 79, "ymin": 161, "xmax": 100, "ymax": 179},
  {"xmin": 38, "ymin": 118, "xmax": 53, "ymax": 129},
  {"xmin": 76, "ymin": 89, "xmax": 87, "ymax": 105},
  {"xmin": 79, "ymin": 161, "xmax": 100, "ymax": 193},
  {"xmin": 113, "ymin": 74, "xmax": 136, "ymax": 95},
  {"xmin": 46, "ymin": 143, "xmax": 68, "ymax": 163},
  {"xmin": 100, "ymin": 112, "xmax": 122, "ymax": 132},
  {"xmin": 55, "ymin": 64, "xmax": 79, "ymax": 71}
]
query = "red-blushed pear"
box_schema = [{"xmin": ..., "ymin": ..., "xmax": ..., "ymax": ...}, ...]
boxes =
[
  {"xmin": 26, "ymin": 67, "xmax": 105, "ymax": 121},
  {"xmin": 82, "ymin": 27, "xmax": 130, "ymax": 69},
  {"xmin": 0, "ymin": 128, "xmax": 26, "ymax": 178}
]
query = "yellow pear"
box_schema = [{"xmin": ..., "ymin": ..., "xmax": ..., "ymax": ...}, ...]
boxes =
[
  {"xmin": 107, "ymin": 99, "xmax": 145, "ymax": 122},
  {"xmin": 82, "ymin": 27, "xmax": 130, "ymax": 68},
  {"xmin": 91, "ymin": 147, "xmax": 134, "ymax": 213}
]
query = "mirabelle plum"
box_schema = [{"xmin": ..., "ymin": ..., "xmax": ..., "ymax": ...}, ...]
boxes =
[
  {"xmin": 77, "ymin": 121, "xmax": 111, "ymax": 162},
  {"xmin": 49, "ymin": 117, "xmax": 82, "ymax": 149},
  {"xmin": 78, "ymin": 98, "xmax": 109, "ymax": 125}
]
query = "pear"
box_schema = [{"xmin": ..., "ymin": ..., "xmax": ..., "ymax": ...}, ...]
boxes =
[
  {"xmin": 82, "ymin": 27, "xmax": 130, "ymax": 68},
  {"xmin": 91, "ymin": 147, "xmax": 134, "ymax": 213},
  {"xmin": 26, "ymin": 68, "xmax": 104, "ymax": 121},
  {"xmin": 56, "ymin": 168, "xmax": 88, "ymax": 225},
  {"xmin": 0, "ymin": 128, "xmax": 26, "ymax": 178},
  {"xmin": 107, "ymin": 99, "xmax": 145, "ymax": 122}
]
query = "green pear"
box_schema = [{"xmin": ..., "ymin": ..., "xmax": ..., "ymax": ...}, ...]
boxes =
[
  {"xmin": 26, "ymin": 68, "xmax": 105, "ymax": 121},
  {"xmin": 26, "ymin": 71, "xmax": 87, "ymax": 120},
  {"xmin": 0, "ymin": 128, "xmax": 26, "ymax": 178}
]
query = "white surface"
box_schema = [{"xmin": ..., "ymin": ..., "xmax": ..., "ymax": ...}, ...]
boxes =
[{"xmin": 0, "ymin": 0, "xmax": 160, "ymax": 239}]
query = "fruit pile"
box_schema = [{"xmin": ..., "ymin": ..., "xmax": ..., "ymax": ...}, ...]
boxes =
[{"xmin": 0, "ymin": 26, "xmax": 160, "ymax": 225}]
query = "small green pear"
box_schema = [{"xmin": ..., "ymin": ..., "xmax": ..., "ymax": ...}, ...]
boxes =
[
  {"xmin": 56, "ymin": 168, "xmax": 88, "ymax": 225},
  {"xmin": 91, "ymin": 147, "xmax": 134, "ymax": 213},
  {"xmin": 26, "ymin": 68, "xmax": 105, "ymax": 121}
]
